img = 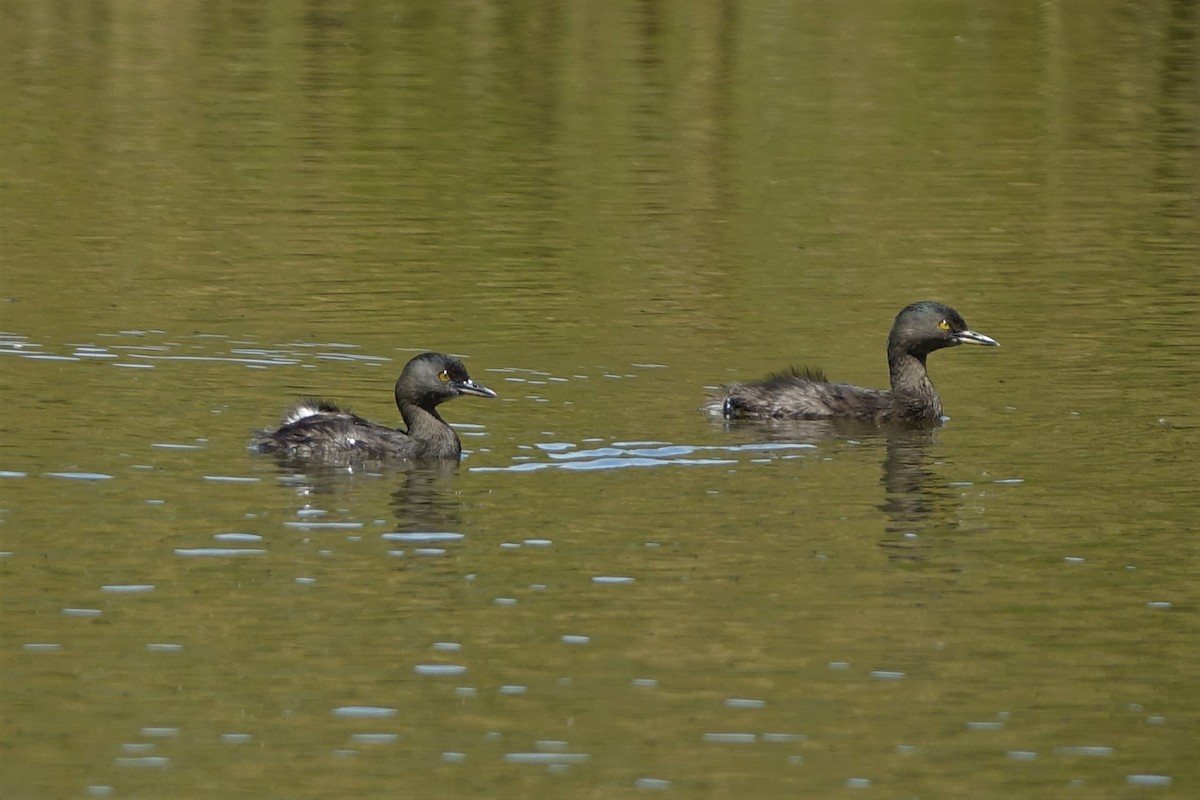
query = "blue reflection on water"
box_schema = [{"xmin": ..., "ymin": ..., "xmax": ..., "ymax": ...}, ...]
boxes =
[{"xmin": 472, "ymin": 441, "xmax": 814, "ymax": 473}]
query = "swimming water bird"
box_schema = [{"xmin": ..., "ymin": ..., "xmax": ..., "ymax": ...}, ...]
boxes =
[
  {"xmin": 710, "ymin": 301, "xmax": 998, "ymax": 425},
  {"xmin": 251, "ymin": 352, "xmax": 497, "ymax": 460}
]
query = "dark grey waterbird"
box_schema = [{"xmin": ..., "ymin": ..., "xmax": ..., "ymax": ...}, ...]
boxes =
[
  {"xmin": 709, "ymin": 301, "xmax": 998, "ymax": 425},
  {"xmin": 251, "ymin": 352, "xmax": 497, "ymax": 460}
]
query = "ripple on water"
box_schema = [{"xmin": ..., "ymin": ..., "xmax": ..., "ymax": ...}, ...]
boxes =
[
  {"xmin": 381, "ymin": 532, "xmax": 464, "ymax": 543},
  {"xmin": 504, "ymin": 752, "xmax": 589, "ymax": 765},
  {"xmin": 114, "ymin": 756, "xmax": 169, "ymax": 768},
  {"xmin": 45, "ymin": 472, "xmax": 114, "ymax": 481},
  {"xmin": 350, "ymin": 733, "xmax": 399, "ymax": 744},
  {"xmin": 966, "ymin": 721, "xmax": 1004, "ymax": 731},
  {"xmin": 332, "ymin": 706, "xmax": 397, "ymax": 719},
  {"xmin": 22, "ymin": 353, "xmax": 81, "ymax": 362},
  {"xmin": 472, "ymin": 462, "xmax": 546, "ymax": 473},
  {"xmin": 634, "ymin": 778, "xmax": 672, "ymax": 790},
  {"xmin": 213, "ymin": 533, "xmax": 263, "ymax": 542},
  {"xmin": 414, "ymin": 664, "xmax": 468, "ymax": 677},
  {"xmin": 702, "ymin": 732, "xmax": 757, "ymax": 744},
  {"xmin": 140, "ymin": 727, "xmax": 179, "ymax": 737},
  {"xmin": 295, "ymin": 508, "xmax": 327, "ymax": 517},
  {"xmin": 725, "ymin": 698, "xmax": 767, "ymax": 709},
  {"xmin": 9, "ymin": 333, "xmax": 323, "ymax": 380},
  {"xmin": 472, "ymin": 440, "xmax": 813, "ymax": 473},
  {"xmin": 1056, "ymin": 745, "xmax": 1114, "ymax": 757},
  {"xmin": 316, "ymin": 352, "xmax": 389, "ymax": 363}
]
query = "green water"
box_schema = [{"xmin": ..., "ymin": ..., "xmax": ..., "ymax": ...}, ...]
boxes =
[{"xmin": 2, "ymin": 2, "xmax": 1197, "ymax": 798}]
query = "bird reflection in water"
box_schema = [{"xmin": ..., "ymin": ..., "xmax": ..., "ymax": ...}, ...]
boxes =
[
  {"xmin": 875, "ymin": 427, "xmax": 957, "ymax": 561},
  {"xmin": 389, "ymin": 461, "xmax": 464, "ymax": 532},
  {"xmin": 713, "ymin": 418, "xmax": 966, "ymax": 559},
  {"xmin": 260, "ymin": 456, "xmax": 466, "ymax": 532}
]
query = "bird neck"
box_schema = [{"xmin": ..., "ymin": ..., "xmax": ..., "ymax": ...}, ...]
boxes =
[
  {"xmin": 398, "ymin": 400, "xmax": 462, "ymax": 454},
  {"xmin": 887, "ymin": 348, "xmax": 943, "ymax": 421}
]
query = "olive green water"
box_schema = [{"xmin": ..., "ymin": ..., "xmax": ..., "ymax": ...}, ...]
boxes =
[{"xmin": 2, "ymin": 2, "xmax": 1198, "ymax": 798}]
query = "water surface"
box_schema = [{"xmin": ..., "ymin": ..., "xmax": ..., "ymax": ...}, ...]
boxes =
[{"xmin": 2, "ymin": 2, "xmax": 1197, "ymax": 798}]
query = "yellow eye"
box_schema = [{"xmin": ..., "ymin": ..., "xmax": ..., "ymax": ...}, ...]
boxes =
[
  {"xmin": 937, "ymin": 320, "xmax": 951, "ymax": 331},
  {"xmin": 437, "ymin": 369, "xmax": 451, "ymax": 382}
]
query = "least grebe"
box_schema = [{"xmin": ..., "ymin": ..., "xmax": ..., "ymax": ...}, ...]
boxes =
[
  {"xmin": 711, "ymin": 301, "xmax": 998, "ymax": 425},
  {"xmin": 251, "ymin": 352, "xmax": 497, "ymax": 460}
]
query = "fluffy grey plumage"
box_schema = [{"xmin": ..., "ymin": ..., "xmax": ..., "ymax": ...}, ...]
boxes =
[
  {"xmin": 708, "ymin": 301, "xmax": 998, "ymax": 425},
  {"xmin": 251, "ymin": 352, "xmax": 497, "ymax": 461}
]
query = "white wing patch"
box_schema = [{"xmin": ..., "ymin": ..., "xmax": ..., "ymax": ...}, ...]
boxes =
[{"xmin": 283, "ymin": 402, "xmax": 325, "ymax": 425}]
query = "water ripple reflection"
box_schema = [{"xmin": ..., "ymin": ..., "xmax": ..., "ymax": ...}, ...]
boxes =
[{"xmin": 472, "ymin": 440, "xmax": 814, "ymax": 473}]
